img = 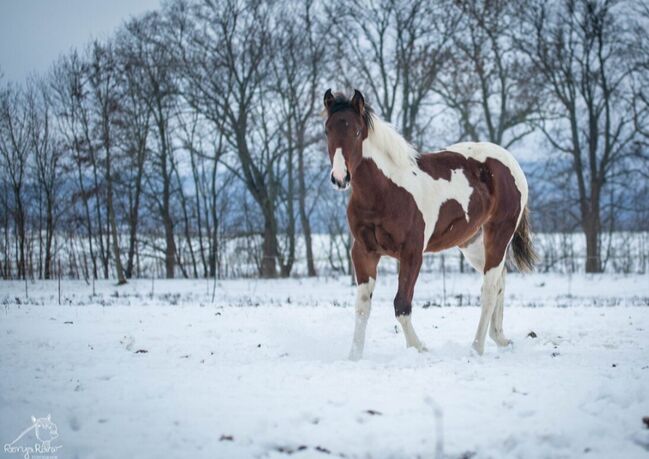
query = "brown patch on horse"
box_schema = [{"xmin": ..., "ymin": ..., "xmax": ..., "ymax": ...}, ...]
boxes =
[
  {"xmin": 459, "ymin": 228, "xmax": 482, "ymax": 248},
  {"xmin": 481, "ymin": 158, "xmax": 522, "ymax": 272}
]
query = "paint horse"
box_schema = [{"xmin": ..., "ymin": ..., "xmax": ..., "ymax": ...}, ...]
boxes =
[{"xmin": 323, "ymin": 89, "xmax": 536, "ymax": 360}]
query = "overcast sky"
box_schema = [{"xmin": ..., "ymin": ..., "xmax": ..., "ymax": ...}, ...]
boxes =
[{"xmin": 0, "ymin": 0, "xmax": 162, "ymax": 83}]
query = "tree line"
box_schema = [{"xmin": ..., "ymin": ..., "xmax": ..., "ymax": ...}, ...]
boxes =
[{"xmin": 1, "ymin": 0, "xmax": 648, "ymax": 281}]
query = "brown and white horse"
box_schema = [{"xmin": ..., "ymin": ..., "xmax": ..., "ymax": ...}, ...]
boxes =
[{"xmin": 323, "ymin": 89, "xmax": 537, "ymax": 360}]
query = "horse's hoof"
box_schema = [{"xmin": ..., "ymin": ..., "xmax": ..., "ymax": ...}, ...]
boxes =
[
  {"xmin": 406, "ymin": 341, "xmax": 428, "ymax": 353},
  {"xmin": 492, "ymin": 337, "xmax": 513, "ymax": 348},
  {"xmin": 471, "ymin": 341, "xmax": 484, "ymax": 356}
]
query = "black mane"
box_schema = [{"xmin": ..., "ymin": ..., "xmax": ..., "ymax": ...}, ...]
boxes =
[{"xmin": 328, "ymin": 92, "xmax": 374, "ymax": 131}]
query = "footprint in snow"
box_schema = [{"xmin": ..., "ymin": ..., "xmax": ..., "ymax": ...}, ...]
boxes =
[{"xmin": 120, "ymin": 335, "xmax": 135, "ymax": 352}]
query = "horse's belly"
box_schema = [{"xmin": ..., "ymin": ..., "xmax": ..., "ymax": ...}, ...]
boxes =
[{"xmin": 424, "ymin": 199, "xmax": 485, "ymax": 252}]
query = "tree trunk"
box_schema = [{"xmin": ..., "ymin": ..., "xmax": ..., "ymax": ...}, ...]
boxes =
[
  {"xmin": 163, "ymin": 210, "xmax": 176, "ymax": 279},
  {"xmin": 297, "ymin": 138, "xmax": 316, "ymax": 277},
  {"xmin": 15, "ymin": 196, "xmax": 26, "ymax": 280},
  {"xmin": 584, "ymin": 214, "xmax": 602, "ymax": 273},
  {"xmin": 281, "ymin": 139, "xmax": 296, "ymax": 278},
  {"xmin": 106, "ymin": 158, "xmax": 127, "ymax": 285},
  {"xmin": 261, "ymin": 212, "xmax": 278, "ymax": 278},
  {"xmin": 43, "ymin": 198, "xmax": 54, "ymax": 280},
  {"xmin": 125, "ymin": 147, "xmax": 145, "ymax": 279}
]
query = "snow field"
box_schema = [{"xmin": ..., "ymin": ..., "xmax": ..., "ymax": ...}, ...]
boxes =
[{"xmin": 1, "ymin": 273, "xmax": 648, "ymax": 458}]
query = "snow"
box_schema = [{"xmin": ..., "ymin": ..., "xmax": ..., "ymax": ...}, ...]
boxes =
[{"xmin": 1, "ymin": 273, "xmax": 648, "ymax": 458}]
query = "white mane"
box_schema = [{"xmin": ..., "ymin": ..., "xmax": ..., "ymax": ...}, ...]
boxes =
[{"xmin": 363, "ymin": 113, "xmax": 420, "ymax": 168}]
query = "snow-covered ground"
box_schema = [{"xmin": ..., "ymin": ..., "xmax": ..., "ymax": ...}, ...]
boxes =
[{"xmin": 1, "ymin": 273, "xmax": 648, "ymax": 458}]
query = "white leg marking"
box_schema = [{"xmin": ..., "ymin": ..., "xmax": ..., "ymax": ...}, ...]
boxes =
[
  {"xmin": 349, "ymin": 277, "xmax": 375, "ymax": 360},
  {"xmin": 459, "ymin": 231, "xmax": 485, "ymax": 273},
  {"xmin": 332, "ymin": 148, "xmax": 347, "ymax": 182},
  {"xmin": 397, "ymin": 315, "xmax": 427, "ymax": 352},
  {"xmin": 489, "ymin": 269, "xmax": 511, "ymax": 347},
  {"xmin": 472, "ymin": 262, "xmax": 505, "ymax": 355}
]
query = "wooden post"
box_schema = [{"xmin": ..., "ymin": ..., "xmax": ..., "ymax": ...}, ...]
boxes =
[
  {"xmin": 58, "ymin": 258, "xmax": 61, "ymax": 305},
  {"xmin": 441, "ymin": 254, "xmax": 447, "ymax": 307}
]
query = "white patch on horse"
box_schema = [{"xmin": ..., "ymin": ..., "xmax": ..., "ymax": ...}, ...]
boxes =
[
  {"xmin": 332, "ymin": 147, "xmax": 346, "ymax": 182},
  {"xmin": 460, "ymin": 231, "xmax": 485, "ymax": 272},
  {"xmin": 363, "ymin": 114, "xmax": 474, "ymax": 250},
  {"xmin": 443, "ymin": 142, "xmax": 529, "ymax": 226},
  {"xmin": 349, "ymin": 277, "xmax": 375, "ymax": 360}
]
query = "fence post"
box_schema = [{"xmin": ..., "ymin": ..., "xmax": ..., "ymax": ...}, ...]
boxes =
[
  {"xmin": 151, "ymin": 269, "xmax": 155, "ymax": 299},
  {"xmin": 58, "ymin": 258, "xmax": 61, "ymax": 305},
  {"xmin": 441, "ymin": 254, "xmax": 446, "ymax": 307}
]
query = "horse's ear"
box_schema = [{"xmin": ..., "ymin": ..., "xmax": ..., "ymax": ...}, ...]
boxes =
[
  {"xmin": 351, "ymin": 89, "xmax": 365, "ymax": 116},
  {"xmin": 31, "ymin": 416, "xmax": 36, "ymax": 424},
  {"xmin": 323, "ymin": 88, "xmax": 335, "ymax": 113}
]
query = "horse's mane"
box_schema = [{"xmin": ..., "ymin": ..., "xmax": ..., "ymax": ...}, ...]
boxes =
[
  {"xmin": 365, "ymin": 113, "xmax": 420, "ymax": 169},
  {"xmin": 326, "ymin": 92, "xmax": 420, "ymax": 169}
]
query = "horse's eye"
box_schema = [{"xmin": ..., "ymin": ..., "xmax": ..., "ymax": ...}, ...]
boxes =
[{"xmin": 355, "ymin": 129, "xmax": 360, "ymax": 137}]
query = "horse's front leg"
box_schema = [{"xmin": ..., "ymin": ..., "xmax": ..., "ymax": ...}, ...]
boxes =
[
  {"xmin": 349, "ymin": 241, "xmax": 380, "ymax": 361},
  {"xmin": 395, "ymin": 247, "xmax": 427, "ymax": 352}
]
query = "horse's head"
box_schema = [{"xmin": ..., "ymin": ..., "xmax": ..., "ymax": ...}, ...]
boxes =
[
  {"xmin": 32, "ymin": 415, "xmax": 58, "ymax": 442},
  {"xmin": 323, "ymin": 89, "xmax": 373, "ymax": 190}
]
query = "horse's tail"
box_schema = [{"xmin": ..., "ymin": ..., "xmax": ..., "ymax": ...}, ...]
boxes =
[{"xmin": 510, "ymin": 206, "xmax": 537, "ymax": 272}]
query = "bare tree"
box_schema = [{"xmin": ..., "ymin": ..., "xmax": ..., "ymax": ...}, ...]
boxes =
[
  {"xmin": 631, "ymin": 1, "xmax": 649, "ymax": 144},
  {"xmin": 519, "ymin": 0, "xmax": 640, "ymax": 272},
  {"xmin": 436, "ymin": 0, "xmax": 541, "ymax": 147},
  {"xmin": 180, "ymin": 0, "xmax": 284, "ymax": 278},
  {"xmin": 50, "ymin": 52, "xmax": 102, "ymax": 279},
  {"xmin": 113, "ymin": 33, "xmax": 152, "ymax": 279},
  {"xmin": 122, "ymin": 13, "xmax": 181, "ymax": 279},
  {"xmin": 88, "ymin": 41, "xmax": 127, "ymax": 284},
  {"xmin": 27, "ymin": 80, "xmax": 64, "ymax": 279},
  {"xmin": 327, "ymin": 0, "xmax": 459, "ymax": 143},
  {"xmin": 0, "ymin": 84, "xmax": 30, "ymax": 279},
  {"xmin": 271, "ymin": 0, "xmax": 325, "ymax": 276}
]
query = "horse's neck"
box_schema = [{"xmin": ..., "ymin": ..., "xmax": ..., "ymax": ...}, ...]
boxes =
[
  {"xmin": 350, "ymin": 159, "xmax": 390, "ymax": 205},
  {"xmin": 9, "ymin": 425, "xmax": 35, "ymax": 445}
]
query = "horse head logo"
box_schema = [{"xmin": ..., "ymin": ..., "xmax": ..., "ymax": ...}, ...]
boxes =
[
  {"xmin": 32, "ymin": 415, "xmax": 58, "ymax": 446},
  {"xmin": 3, "ymin": 414, "xmax": 62, "ymax": 459}
]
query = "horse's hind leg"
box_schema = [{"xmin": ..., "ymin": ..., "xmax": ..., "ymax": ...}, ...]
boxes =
[
  {"xmin": 489, "ymin": 269, "xmax": 512, "ymax": 347},
  {"xmin": 472, "ymin": 221, "xmax": 516, "ymax": 355}
]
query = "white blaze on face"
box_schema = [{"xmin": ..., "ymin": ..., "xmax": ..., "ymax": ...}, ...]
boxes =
[{"xmin": 332, "ymin": 148, "xmax": 347, "ymax": 182}]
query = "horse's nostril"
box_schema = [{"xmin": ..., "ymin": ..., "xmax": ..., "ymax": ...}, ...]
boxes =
[{"xmin": 330, "ymin": 173, "xmax": 336, "ymax": 184}]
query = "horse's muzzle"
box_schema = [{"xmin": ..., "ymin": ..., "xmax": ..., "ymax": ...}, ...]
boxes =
[{"xmin": 330, "ymin": 170, "xmax": 350, "ymax": 190}]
